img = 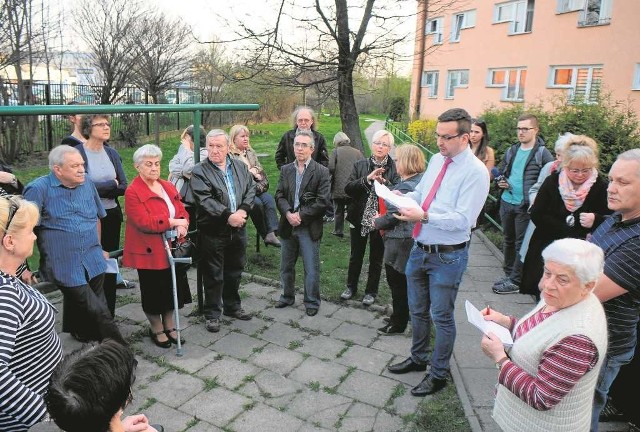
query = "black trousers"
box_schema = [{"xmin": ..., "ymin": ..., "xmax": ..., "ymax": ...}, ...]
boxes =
[
  {"xmin": 199, "ymin": 229, "xmax": 246, "ymax": 319},
  {"xmin": 62, "ymin": 273, "xmax": 125, "ymax": 344},
  {"xmin": 101, "ymin": 206, "xmax": 122, "ymax": 314},
  {"xmin": 347, "ymin": 226, "xmax": 384, "ymax": 296},
  {"xmin": 385, "ymin": 264, "xmax": 409, "ymax": 330}
]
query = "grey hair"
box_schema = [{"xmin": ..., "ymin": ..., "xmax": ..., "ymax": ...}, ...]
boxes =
[
  {"xmin": 616, "ymin": 149, "xmax": 640, "ymax": 176},
  {"xmin": 49, "ymin": 145, "xmax": 81, "ymax": 170},
  {"xmin": 295, "ymin": 129, "xmax": 315, "ymax": 149},
  {"xmin": 206, "ymin": 129, "xmax": 230, "ymax": 145},
  {"xmin": 554, "ymin": 133, "xmax": 575, "ymax": 152},
  {"xmin": 133, "ymin": 144, "xmax": 163, "ymax": 165},
  {"xmin": 333, "ymin": 131, "xmax": 350, "ymax": 147},
  {"xmin": 541, "ymin": 238, "xmax": 604, "ymax": 286},
  {"xmin": 371, "ymin": 130, "xmax": 395, "ymax": 148},
  {"xmin": 292, "ymin": 106, "xmax": 317, "ymax": 131}
]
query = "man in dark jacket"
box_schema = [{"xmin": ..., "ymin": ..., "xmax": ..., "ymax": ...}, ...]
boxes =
[
  {"xmin": 275, "ymin": 106, "xmax": 329, "ymax": 169},
  {"xmin": 493, "ymin": 114, "xmax": 553, "ymax": 294},
  {"xmin": 191, "ymin": 129, "xmax": 256, "ymax": 333},
  {"xmin": 274, "ymin": 129, "xmax": 331, "ymax": 316}
]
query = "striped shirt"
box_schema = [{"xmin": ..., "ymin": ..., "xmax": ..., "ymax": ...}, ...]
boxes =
[
  {"xmin": 590, "ymin": 213, "xmax": 640, "ymax": 356},
  {"xmin": 23, "ymin": 173, "xmax": 107, "ymax": 287},
  {"xmin": 0, "ymin": 271, "xmax": 62, "ymax": 431},
  {"xmin": 499, "ymin": 308, "xmax": 598, "ymax": 411}
]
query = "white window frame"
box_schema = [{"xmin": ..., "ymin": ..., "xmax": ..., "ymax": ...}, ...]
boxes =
[
  {"xmin": 578, "ymin": 0, "xmax": 612, "ymax": 26},
  {"xmin": 493, "ymin": 0, "xmax": 534, "ymax": 35},
  {"xmin": 450, "ymin": 10, "xmax": 476, "ymax": 42},
  {"xmin": 425, "ymin": 17, "xmax": 444, "ymax": 44},
  {"xmin": 421, "ymin": 71, "xmax": 439, "ymax": 98},
  {"xmin": 556, "ymin": 0, "xmax": 585, "ymax": 13},
  {"xmin": 548, "ymin": 65, "xmax": 603, "ymax": 103},
  {"xmin": 632, "ymin": 64, "xmax": 640, "ymax": 90},
  {"xmin": 445, "ymin": 70, "xmax": 469, "ymax": 99},
  {"xmin": 486, "ymin": 68, "xmax": 527, "ymax": 101}
]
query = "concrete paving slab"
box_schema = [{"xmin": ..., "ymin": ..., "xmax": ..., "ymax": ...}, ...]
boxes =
[
  {"xmin": 239, "ymin": 369, "xmax": 305, "ymax": 400},
  {"xmin": 227, "ymin": 315, "xmax": 272, "ymax": 336},
  {"xmin": 298, "ymin": 314, "xmax": 343, "ymax": 335},
  {"xmin": 238, "ymin": 295, "xmax": 272, "ymax": 313},
  {"xmin": 339, "ymin": 402, "xmax": 377, "ymax": 432},
  {"xmin": 330, "ymin": 322, "xmax": 377, "ymax": 347},
  {"xmin": 390, "ymin": 388, "xmax": 423, "ymax": 417},
  {"xmin": 335, "ymin": 344, "xmax": 394, "ymax": 375},
  {"xmin": 211, "ymin": 332, "xmax": 268, "ymax": 359},
  {"xmin": 138, "ymin": 370, "xmax": 203, "ymax": 408},
  {"xmin": 370, "ymin": 334, "xmax": 412, "ymax": 358},
  {"xmin": 240, "ymin": 281, "xmax": 278, "ymax": 298},
  {"xmin": 115, "ymin": 302, "xmax": 148, "ymax": 323},
  {"xmin": 288, "ymin": 356, "xmax": 349, "ymax": 388},
  {"xmin": 179, "ymin": 387, "xmax": 251, "ymax": 427},
  {"xmin": 286, "ymin": 388, "xmax": 352, "ymax": 429},
  {"xmin": 336, "ymin": 369, "xmax": 400, "ymax": 408},
  {"xmin": 139, "ymin": 402, "xmax": 194, "ymax": 432},
  {"xmin": 250, "ymin": 342, "xmax": 305, "ymax": 375},
  {"xmin": 297, "ymin": 334, "xmax": 349, "ymax": 360},
  {"xmin": 373, "ymin": 408, "xmax": 405, "ymax": 431},
  {"xmin": 161, "ymin": 343, "xmax": 218, "ymax": 374},
  {"xmin": 230, "ymin": 402, "xmax": 305, "ymax": 432},
  {"xmin": 330, "ymin": 306, "xmax": 378, "ymax": 326},
  {"xmin": 196, "ymin": 356, "xmax": 260, "ymax": 390},
  {"xmin": 259, "ymin": 321, "xmax": 308, "ymax": 348},
  {"xmin": 180, "ymin": 420, "xmax": 222, "ymax": 432},
  {"xmin": 261, "ymin": 304, "xmax": 306, "ymax": 323}
]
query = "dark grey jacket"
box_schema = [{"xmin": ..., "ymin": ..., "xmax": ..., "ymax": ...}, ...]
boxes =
[
  {"xmin": 498, "ymin": 137, "xmax": 553, "ymax": 207},
  {"xmin": 190, "ymin": 156, "xmax": 255, "ymax": 235},
  {"xmin": 373, "ymin": 172, "xmax": 424, "ymax": 239},
  {"xmin": 329, "ymin": 144, "xmax": 365, "ymax": 200}
]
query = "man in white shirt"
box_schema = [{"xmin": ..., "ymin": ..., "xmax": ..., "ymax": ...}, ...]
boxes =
[{"xmin": 388, "ymin": 108, "xmax": 490, "ymax": 396}]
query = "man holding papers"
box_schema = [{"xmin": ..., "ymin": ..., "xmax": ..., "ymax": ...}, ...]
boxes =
[
  {"xmin": 387, "ymin": 108, "xmax": 489, "ymax": 396},
  {"xmin": 480, "ymin": 239, "xmax": 607, "ymax": 432}
]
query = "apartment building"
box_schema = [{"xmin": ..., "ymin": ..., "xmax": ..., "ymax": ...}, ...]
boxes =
[{"xmin": 409, "ymin": 0, "xmax": 640, "ymax": 120}]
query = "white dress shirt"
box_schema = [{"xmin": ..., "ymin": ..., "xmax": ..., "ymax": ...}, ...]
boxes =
[{"xmin": 407, "ymin": 147, "xmax": 490, "ymax": 245}]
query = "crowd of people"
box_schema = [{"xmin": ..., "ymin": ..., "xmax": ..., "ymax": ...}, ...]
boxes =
[{"xmin": 0, "ymin": 103, "xmax": 639, "ymax": 432}]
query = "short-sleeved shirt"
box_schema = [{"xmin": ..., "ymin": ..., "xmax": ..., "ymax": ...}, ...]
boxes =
[
  {"xmin": 590, "ymin": 213, "xmax": 640, "ymax": 356},
  {"xmin": 23, "ymin": 173, "xmax": 107, "ymax": 287},
  {"xmin": 502, "ymin": 147, "xmax": 532, "ymax": 205},
  {"xmin": 84, "ymin": 146, "xmax": 117, "ymax": 209}
]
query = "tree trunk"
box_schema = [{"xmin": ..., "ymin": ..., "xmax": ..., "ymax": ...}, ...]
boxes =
[{"xmin": 337, "ymin": 66, "xmax": 365, "ymax": 154}]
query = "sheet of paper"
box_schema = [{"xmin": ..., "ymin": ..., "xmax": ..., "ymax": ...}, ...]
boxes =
[
  {"xmin": 374, "ymin": 181, "xmax": 421, "ymax": 210},
  {"xmin": 465, "ymin": 300, "xmax": 514, "ymax": 346},
  {"xmin": 105, "ymin": 258, "xmax": 119, "ymax": 274}
]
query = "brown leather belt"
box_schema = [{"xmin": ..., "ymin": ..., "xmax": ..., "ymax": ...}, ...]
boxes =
[{"xmin": 415, "ymin": 241, "xmax": 467, "ymax": 253}]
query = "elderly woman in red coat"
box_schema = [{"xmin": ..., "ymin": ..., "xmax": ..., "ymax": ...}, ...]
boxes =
[{"xmin": 123, "ymin": 144, "xmax": 191, "ymax": 348}]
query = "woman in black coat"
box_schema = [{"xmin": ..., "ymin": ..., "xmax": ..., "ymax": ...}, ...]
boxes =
[{"xmin": 520, "ymin": 136, "xmax": 612, "ymax": 299}]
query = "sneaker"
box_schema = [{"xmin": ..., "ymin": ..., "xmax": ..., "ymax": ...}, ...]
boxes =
[
  {"xmin": 493, "ymin": 281, "xmax": 520, "ymax": 294},
  {"xmin": 491, "ymin": 276, "xmax": 510, "ymax": 291},
  {"xmin": 362, "ymin": 294, "xmax": 375, "ymax": 306},
  {"xmin": 340, "ymin": 289, "xmax": 354, "ymax": 300},
  {"xmin": 205, "ymin": 318, "xmax": 220, "ymax": 333}
]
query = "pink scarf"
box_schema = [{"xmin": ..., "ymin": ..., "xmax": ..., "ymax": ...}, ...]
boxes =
[{"xmin": 558, "ymin": 169, "xmax": 597, "ymax": 212}]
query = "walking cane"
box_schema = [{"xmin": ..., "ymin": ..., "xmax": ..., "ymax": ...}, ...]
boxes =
[{"xmin": 164, "ymin": 229, "xmax": 191, "ymax": 356}]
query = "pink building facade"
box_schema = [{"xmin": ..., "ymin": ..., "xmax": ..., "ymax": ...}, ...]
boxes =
[{"xmin": 409, "ymin": 0, "xmax": 640, "ymax": 120}]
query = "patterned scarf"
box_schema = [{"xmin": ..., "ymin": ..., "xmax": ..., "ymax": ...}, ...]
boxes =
[
  {"xmin": 558, "ymin": 168, "xmax": 597, "ymax": 212},
  {"xmin": 360, "ymin": 156, "xmax": 389, "ymax": 236}
]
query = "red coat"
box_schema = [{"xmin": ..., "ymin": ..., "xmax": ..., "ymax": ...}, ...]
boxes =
[{"xmin": 123, "ymin": 176, "xmax": 188, "ymax": 270}]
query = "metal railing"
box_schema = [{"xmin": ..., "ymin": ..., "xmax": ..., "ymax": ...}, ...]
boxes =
[{"xmin": 385, "ymin": 119, "xmax": 503, "ymax": 232}]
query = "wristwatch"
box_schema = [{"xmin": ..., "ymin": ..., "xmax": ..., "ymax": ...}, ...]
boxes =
[
  {"xmin": 420, "ymin": 211, "xmax": 429, "ymax": 224},
  {"xmin": 496, "ymin": 355, "xmax": 510, "ymax": 370}
]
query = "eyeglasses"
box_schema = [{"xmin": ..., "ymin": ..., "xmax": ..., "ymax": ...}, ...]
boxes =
[
  {"xmin": 372, "ymin": 141, "xmax": 391, "ymax": 148},
  {"xmin": 567, "ymin": 168, "xmax": 592, "ymax": 175},
  {"xmin": 2, "ymin": 197, "xmax": 19, "ymax": 240},
  {"xmin": 516, "ymin": 127, "xmax": 535, "ymax": 132},
  {"xmin": 433, "ymin": 132, "xmax": 462, "ymax": 142},
  {"xmin": 293, "ymin": 142, "xmax": 311, "ymax": 148},
  {"xmin": 91, "ymin": 122, "xmax": 111, "ymax": 128}
]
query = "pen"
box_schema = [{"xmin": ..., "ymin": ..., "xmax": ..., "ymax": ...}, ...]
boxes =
[{"xmin": 486, "ymin": 305, "xmax": 491, "ymax": 315}]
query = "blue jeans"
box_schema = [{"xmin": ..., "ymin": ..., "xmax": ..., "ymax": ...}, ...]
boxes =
[
  {"xmin": 279, "ymin": 226, "xmax": 321, "ymax": 309},
  {"xmin": 590, "ymin": 347, "xmax": 635, "ymax": 431},
  {"xmin": 250, "ymin": 192, "xmax": 279, "ymax": 239},
  {"xmin": 499, "ymin": 200, "xmax": 529, "ymax": 284},
  {"xmin": 406, "ymin": 244, "xmax": 469, "ymax": 379}
]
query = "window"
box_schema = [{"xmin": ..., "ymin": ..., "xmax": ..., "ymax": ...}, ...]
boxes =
[
  {"xmin": 450, "ymin": 10, "xmax": 476, "ymax": 42},
  {"xmin": 445, "ymin": 70, "xmax": 469, "ymax": 99},
  {"xmin": 425, "ymin": 17, "xmax": 444, "ymax": 44},
  {"xmin": 493, "ymin": 0, "xmax": 535, "ymax": 34},
  {"xmin": 633, "ymin": 64, "xmax": 640, "ymax": 90},
  {"xmin": 421, "ymin": 71, "xmax": 439, "ymax": 97},
  {"xmin": 549, "ymin": 65, "xmax": 603, "ymax": 103},
  {"xmin": 578, "ymin": 0, "xmax": 612, "ymax": 26},
  {"xmin": 487, "ymin": 68, "xmax": 527, "ymax": 101},
  {"xmin": 556, "ymin": 0, "xmax": 585, "ymax": 13}
]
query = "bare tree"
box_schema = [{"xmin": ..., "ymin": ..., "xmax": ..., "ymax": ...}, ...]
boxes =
[{"xmin": 73, "ymin": 0, "xmax": 142, "ymax": 104}]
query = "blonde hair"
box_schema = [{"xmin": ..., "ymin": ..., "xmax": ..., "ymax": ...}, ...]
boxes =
[
  {"xmin": 562, "ymin": 135, "xmax": 599, "ymax": 169},
  {"xmin": 395, "ymin": 144, "xmax": 426, "ymax": 177},
  {"xmin": 0, "ymin": 196, "xmax": 39, "ymax": 238},
  {"xmin": 229, "ymin": 124, "xmax": 251, "ymax": 154}
]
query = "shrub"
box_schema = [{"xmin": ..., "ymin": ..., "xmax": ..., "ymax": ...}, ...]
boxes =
[
  {"xmin": 407, "ymin": 118, "xmax": 438, "ymax": 148},
  {"xmin": 388, "ymin": 97, "xmax": 406, "ymax": 121}
]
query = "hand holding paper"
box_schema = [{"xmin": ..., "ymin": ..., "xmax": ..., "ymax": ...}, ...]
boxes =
[
  {"xmin": 374, "ymin": 181, "xmax": 421, "ymax": 210},
  {"xmin": 465, "ymin": 300, "xmax": 513, "ymax": 346}
]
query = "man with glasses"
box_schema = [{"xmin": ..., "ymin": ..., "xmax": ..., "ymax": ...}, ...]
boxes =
[
  {"xmin": 23, "ymin": 145, "xmax": 125, "ymax": 345},
  {"xmin": 191, "ymin": 129, "xmax": 256, "ymax": 333},
  {"xmin": 274, "ymin": 129, "xmax": 331, "ymax": 316},
  {"xmin": 387, "ymin": 108, "xmax": 489, "ymax": 396},
  {"xmin": 275, "ymin": 106, "xmax": 329, "ymax": 169},
  {"xmin": 492, "ymin": 113, "xmax": 553, "ymax": 295}
]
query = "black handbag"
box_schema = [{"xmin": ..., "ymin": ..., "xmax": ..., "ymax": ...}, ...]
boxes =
[
  {"xmin": 179, "ymin": 179, "xmax": 195, "ymax": 206},
  {"xmin": 254, "ymin": 168, "xmax": 269, "ymax": 195},
  {"xmin": 171, "ymin": 237, "xmax": 195, "ymax": 272}
]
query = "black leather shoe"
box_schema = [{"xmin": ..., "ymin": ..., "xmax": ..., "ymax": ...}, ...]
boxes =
[
  {"xmin": 411, "ymin": 374, "xmax": 447, "ymax": 396},
  {"xmin": 306, "ymin": 308, "xmax": 318, "ymax": 316},
  {"xmin": 387, "ymin": 357, "xmax": 427, "ymax": 374},
  {"xmin": 223, "ymin": 309, "xmax": 252, "ymax": 320},
  {"xmin": 275, "ymin": 300, "xmax": 293, "ymax": 308}
]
